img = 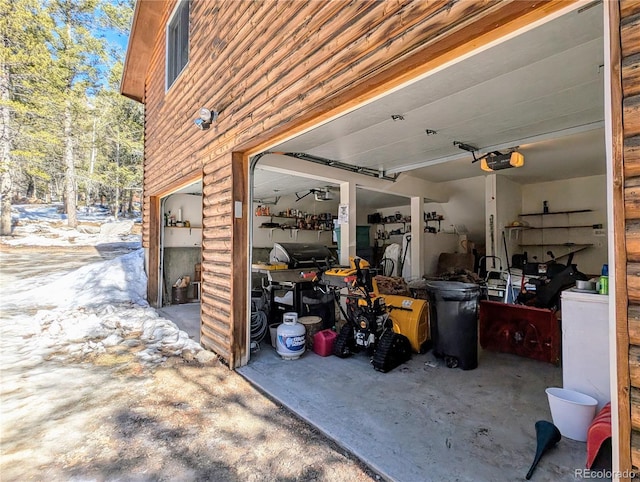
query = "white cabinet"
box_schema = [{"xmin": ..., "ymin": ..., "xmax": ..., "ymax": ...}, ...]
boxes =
[
  {"xmin": 164, "ymin": 227, "xmax": 202, "ymax": 247},
  {"xmin": 560, "ymin": 289, "xmax": 610, "ymax": 410}
]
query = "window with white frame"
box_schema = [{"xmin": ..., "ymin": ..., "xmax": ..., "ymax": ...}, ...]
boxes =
[{"xmin": 166, "ymin": 0, "xmax": 189, "ymax": 90}]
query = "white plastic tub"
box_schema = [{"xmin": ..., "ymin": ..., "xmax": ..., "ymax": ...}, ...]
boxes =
[{"xmin": 546, "ymin": 387, "xmax": 598, "ymax": 442}]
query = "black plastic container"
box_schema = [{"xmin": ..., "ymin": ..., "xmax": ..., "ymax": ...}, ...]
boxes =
[
  {"xmin": 425, "ymin": 281, "xmax": 481, "ymax": 370},
  {"xmin": 172, "ymin": 286, "xmax": 188, "ymax": 304}
]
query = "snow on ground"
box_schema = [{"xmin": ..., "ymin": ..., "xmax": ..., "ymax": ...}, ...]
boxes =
[
  {"xmin": 4, "ymin": 203, "xmax": 141, "ymax": 247},
  {"xmin": 1, "ymin": 204, "xmax": 207, "ymax": 369},
  {"xmin": 8, "ymin": 249, "xmax": 149, "ymax": 309}
]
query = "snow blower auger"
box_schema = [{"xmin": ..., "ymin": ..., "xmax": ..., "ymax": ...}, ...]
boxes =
[{"xmin": 326, "ymin": 257, "xmax": 412, "ymax": 373}]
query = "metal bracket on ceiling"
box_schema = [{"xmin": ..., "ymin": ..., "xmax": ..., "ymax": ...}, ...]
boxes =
[
  {"xmin": 264, "ymin": 151, "xmax": 399, "ymax": 182},
  {"xmin": 453, "ymin": 141, "xmax": 514, "ymax": 165},
  {"xmin": 453, "ymin": 141, "xmax": 480, "ymax": 162},
  {"xmin": 253, "ymin": 196, "xmax": 280, "ymax": 205}
]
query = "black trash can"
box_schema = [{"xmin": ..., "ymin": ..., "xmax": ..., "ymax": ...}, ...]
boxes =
[{"xmin": 426, "ymin": 281, "xmax": 481, "ymax": 370}]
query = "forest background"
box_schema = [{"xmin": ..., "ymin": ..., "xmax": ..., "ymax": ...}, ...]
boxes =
[{"xmin": 0, "ymin": 0, "xmax": 141, "ymax": 235}]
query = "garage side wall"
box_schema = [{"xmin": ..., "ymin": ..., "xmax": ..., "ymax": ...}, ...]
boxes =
[
  {"xmin": 200, "ymin": 152, "xmax": 233, "ymax": 362},
  {"xmin": 140, "ymin": 0, "xmax": 574, "ymax": 367}
]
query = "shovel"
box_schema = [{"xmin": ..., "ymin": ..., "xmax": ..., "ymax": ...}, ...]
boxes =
[{"xmin": 525, "ymin": 420, "xmax": 561, "ymax": 480}]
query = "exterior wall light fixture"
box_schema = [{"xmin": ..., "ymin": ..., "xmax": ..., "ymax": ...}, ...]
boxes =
[{"xmin": 193, "ymin": 107, "xmax": 218, "ymax": 130}]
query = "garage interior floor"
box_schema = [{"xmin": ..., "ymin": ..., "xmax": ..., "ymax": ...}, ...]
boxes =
[
  {"xmin": 158, "ymin": 302, "xmax": 201, "ymax": 343},
  {"xmin": 162, "ymin": 304, "xmax": 606, "ymax": 482}
]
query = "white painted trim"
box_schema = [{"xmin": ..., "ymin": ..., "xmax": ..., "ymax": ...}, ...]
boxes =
[
  {"xmin": 602, "ymin": 2, "xmax": 620, "ymax": 477},
  {"xmin": 165, "ymin": 0, "xmax": 190, "ymax": 93},
  {"xmin": 243, "ymin": 159, "xmax": 255, "ymax": 368},
  {"xmin": 245, "ymin": 160, "xmax": 256, "ymax": 366},
  {"xmin": 410, "ymin": 197, "xmax": 424, "ymax": 278},
  {"xmin": 339, "ymin": 182, "xmax": 357, "ymax": 265}
]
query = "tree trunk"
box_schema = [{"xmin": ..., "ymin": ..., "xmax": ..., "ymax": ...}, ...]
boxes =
[
  {"xmin": 63, "ymin": 102, "xmax": 77, "ymax": 227},
  {"xmin": 114, "ymin": 126, "xmax": 120, "ymax": 220},
  {"xmin": 0, "ymin": 51, "xmax": 13, "ymax": 236},
  {"xmin": 127, "ymin": 189, "xmax": 133, "ymax": 215},
  {"xmin": 26, "ymin": 177, "xmax": 34, "ymax": 198},
  {"xmin": 87, "ymin": 115, "xmax": 96, "ymax": 206}
]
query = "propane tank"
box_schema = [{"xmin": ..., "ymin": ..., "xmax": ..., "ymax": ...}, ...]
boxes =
[{"xmin": 277, "ymin": 312, "xmax": 306, "ymax": 360}]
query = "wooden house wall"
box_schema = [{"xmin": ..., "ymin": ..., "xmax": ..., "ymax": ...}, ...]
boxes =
[
  {"xmin": 139, "ymin": 0, "xmax": 574, "ymax": 367},
  {"xmin": 617, "ymin": 0, "xmax": 640, "ymax": 473}
]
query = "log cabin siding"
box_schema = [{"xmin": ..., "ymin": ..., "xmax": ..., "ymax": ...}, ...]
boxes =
[
  {"xmin": 200, "ymin": 152, "xmax": 234, "ymax": 362},
  {"xmin": 626, "ymin": 95, "xmax": 640, "ymax": 138},
  {"xmin": 618, "ymin": 0, "xmax": 640, "ymax": 473},
  {"xmin": 621, "ymin": 0, "xmax": 640, "ymax": 19},
  {"xmin": 135, "ymin": 0, "xmax": 575, "ymax": 369},
  {"xmin": 629, "ymin": 306, "xmax": 640, "ymax": 346},
  {"xmin": 624, "ymin": 136, "xmax": 640, "ymax": 178},
  {"xmin": 623, "ymin": 53, "xmax": 640, "ymax": 98}
]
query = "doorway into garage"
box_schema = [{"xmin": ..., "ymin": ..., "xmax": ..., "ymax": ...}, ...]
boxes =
[{"xmin": 156, "ymin": 180, "xmax": 203, "ymax": 342}]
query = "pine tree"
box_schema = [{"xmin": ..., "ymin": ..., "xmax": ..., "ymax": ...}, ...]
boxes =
[
  {"xmin": 45, "ymin": 0, "xmax": 106, "ymax": 228},
  {"xmin": 91, "ymin": 65, "xmax": 143, "ymax": 219},
  {"xmin": 1, "ymin": 0, "xmax": 137, "ymax": 234},
  {"xmin": 88, "ymin": 0, "xmax": 142, "ymax": 218},
  {"xmin": 0, "ymin": 0, "xmax": 53, "ymax": 235}
]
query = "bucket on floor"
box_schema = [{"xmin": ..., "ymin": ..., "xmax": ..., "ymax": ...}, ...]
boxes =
[
  {"xmin": 546, "ymin": 387, "xmax": 598, "ymax": 442},
  {"xmin": 172, "ymin": 286, "xmax": 188, "ymax": 304},
  {"xmin": 269, "ymin": 323, "xmax": 281, "ymax": 348}
]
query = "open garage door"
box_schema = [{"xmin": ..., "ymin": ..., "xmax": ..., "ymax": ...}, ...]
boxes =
[{"xmin": 241, "ymin": 4, "xmax": 613, "ymax": 481}]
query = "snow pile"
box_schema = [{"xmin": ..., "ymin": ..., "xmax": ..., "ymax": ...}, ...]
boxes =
[
  {"xmin": 42, "ymin": 249, "xmax": 146, "ymax": 308},
  {"xmin": 4, "ymin": 204, "xmax": 141, "ymax": 247},
  {"xmin": 6, "ymin": 249, "xmax": 148, "ymax": 309},
  {"xmin": 28, "ymin": 304, "xmax": 202, "ymax": 366},
  {"xmin": 3, "ymin": 248, "xmax": 204, "ymax": 367}
]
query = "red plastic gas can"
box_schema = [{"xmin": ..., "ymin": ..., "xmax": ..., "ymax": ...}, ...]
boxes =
[{"xmin": 313, "ymin": 329, "xmax": 337, "ymax": 356}]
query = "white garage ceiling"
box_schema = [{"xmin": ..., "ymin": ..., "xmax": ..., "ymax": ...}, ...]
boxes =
[{"xmin": 254, "ymin": 2, "xmax": 605, "ymax": 203}]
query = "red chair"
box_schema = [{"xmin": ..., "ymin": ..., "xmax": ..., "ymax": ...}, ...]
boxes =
[{"xmin": 586, "ymin": 402, "xmax": 611, "ymax": 469}]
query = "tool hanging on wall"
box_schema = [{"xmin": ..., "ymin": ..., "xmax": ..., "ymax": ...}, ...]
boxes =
[
  {"xmin": 502, "ymin": 231, "xmax": 511, "ymax": 277},
  {"xmin": 399, "ymin": 234, "xmax": 412, "ymax": 277},
  {"xmin": 489, "ymin": 215, "xmax": 495, "ymax": 268},
  {"xmin": 502, "ymin": 230, "xmax": 515, "ymax": 303}
]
